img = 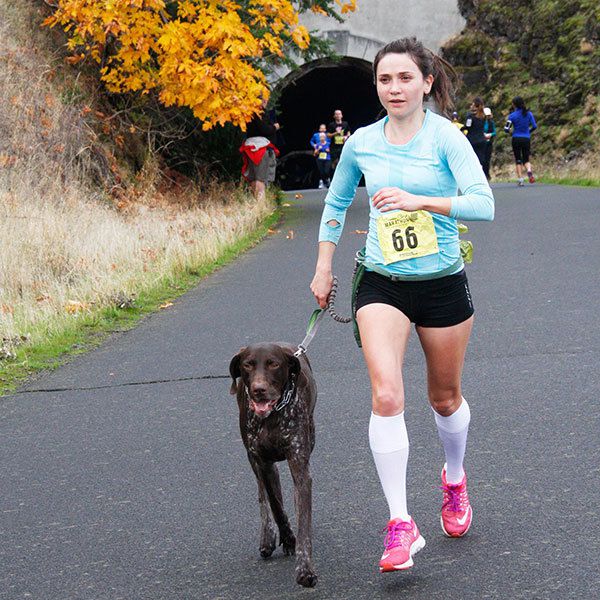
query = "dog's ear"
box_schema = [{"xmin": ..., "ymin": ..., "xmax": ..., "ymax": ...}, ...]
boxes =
[
  {"xmin": 284, "ymin": 347, "xmax": 301, "ymax": 378},
  {"xmin": 229, "ymin": 348, "xmax": 246, "ymax": 395}
]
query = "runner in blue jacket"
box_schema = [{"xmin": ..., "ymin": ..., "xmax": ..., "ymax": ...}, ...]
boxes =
[
  {"xmin": 504, "ymin": 96, "xmax": 537, "ymax": 185},
  {"xmin": 310, "ymin": 37, "xmax": 494, "ymax": 574}
]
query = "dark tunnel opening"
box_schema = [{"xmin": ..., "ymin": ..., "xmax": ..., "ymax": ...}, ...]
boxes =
[{"xmin": 273, "ymin": 58, "xmax": 381, "ymax": 190}]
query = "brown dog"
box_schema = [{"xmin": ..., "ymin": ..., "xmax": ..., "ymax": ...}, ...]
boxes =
[{"xmin": 229, "ymin": 342, "xmax": 318, "ymax": 587}]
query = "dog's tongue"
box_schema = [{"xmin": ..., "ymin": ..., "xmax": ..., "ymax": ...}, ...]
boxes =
[{"xmin": 250, "ymin": 399, "xmax": 273, "ymax": 416}]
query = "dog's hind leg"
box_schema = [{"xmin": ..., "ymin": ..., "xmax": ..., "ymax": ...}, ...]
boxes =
[
  {"xmin": 257, "ymin": 460, "xmax": 296, "ymax": 556},
  {"xmin": 289, "ymin": 457, "xmax": 318, "ymax": 587},
  {"xmin": 249, "ymin": 457, "xmax": 277, "ymax": 558}
]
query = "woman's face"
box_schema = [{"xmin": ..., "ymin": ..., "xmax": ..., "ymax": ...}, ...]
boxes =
[{"xmin": 375, "ymin": 53, "xmax": 433, "ymax": 120}]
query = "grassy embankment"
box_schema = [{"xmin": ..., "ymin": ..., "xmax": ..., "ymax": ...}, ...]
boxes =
[{"xmin": 0, "ymin": 1, "xmax": 279, "ymax": 395}]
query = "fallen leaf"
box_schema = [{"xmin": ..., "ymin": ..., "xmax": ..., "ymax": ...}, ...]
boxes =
[
  {"xmin": 352, "ymin": 230, "xmax": 368, "ymax": 234},
  {"xmin": 281, "ymin": 202, "xmax": 291, "ymax": 207},
  {"xmin": 286, "ymin": 230, "xmax": 295, "ymax": 240},
  {"xmin": 159, "ymin": 302, "xmax": 174, "ymax": 309},
  {"xmin": 65, "ymin": 300, "xmax": 90, "ymax": 314},
  {"xmin": 294, "ymin": 193, "xmax": 303, "ymax": 199},
  {"xmin": 267, "ymin": 228, "xmax": 280, "ymax": 234},
  {"xmin": 65, "ymin": 53, "xmax": 85, "ymax": 65}
]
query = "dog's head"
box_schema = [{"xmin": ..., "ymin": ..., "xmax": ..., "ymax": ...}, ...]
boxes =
[{"xmin": 229, "ymin": 343, "xmax": 301, "ymax": 419}]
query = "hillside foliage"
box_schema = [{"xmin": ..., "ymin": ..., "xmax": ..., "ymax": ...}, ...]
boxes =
[{"xmin": 443, "ymin": 0, "xmax": 600, "ymax": 162}]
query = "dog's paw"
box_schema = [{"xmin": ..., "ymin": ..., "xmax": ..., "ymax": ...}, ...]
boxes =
[
  {"xmin": 259, "ymin": 526, "xmax": 277, "ymax": 558},
  {"xmin": 280, "ymin": 532, "xmax": 296, "ymax": 556},
  {"xmin": 296, "ymin": 565, "xmax": 318, "ymax": 588}
]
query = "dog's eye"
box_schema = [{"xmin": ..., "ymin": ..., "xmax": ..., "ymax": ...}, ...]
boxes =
[
  {"xmin": 242, "ymin": 361, "xmax": 254, "ymax": 371},
  {"xmin": 266, "ymin": 360, "xmax": 280, "ymax": 369}
]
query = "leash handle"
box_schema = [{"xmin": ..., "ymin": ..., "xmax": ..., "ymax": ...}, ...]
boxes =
[
  {"xmin": 295, "ymin": 273, "xmax": 353, "ymax": 356},
  {"xmin": 294, "ymin": 308, "xmax": 326, "ymax": 356}
]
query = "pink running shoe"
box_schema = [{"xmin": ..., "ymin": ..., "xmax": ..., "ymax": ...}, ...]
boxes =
[
  {"xmin": 379, "ymin": 518, "xmax": 426, "ymax": 572},
  {"xmin": 440, "ymin": 467, "xmax": 473, "ymax": 537}
]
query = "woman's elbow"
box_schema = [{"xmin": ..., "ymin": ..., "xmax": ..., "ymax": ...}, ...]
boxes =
[{"xmin": 482, "ymin": 198, "xmax": 495, "ymax": 221}]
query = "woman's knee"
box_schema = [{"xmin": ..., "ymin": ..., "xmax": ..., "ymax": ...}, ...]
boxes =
[{"xmin": 372, "ymin": 387, "xmax": 404, "ymax": 416}]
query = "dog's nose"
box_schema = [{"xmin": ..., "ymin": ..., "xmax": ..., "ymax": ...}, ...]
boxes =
[{"xmin": 251, "ymin": 382, "xmax": 268, "ymax": 397}]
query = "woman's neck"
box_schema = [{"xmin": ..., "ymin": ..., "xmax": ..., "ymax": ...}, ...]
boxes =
[{"xmin": 384, "ymin": 108, "xmax": 426, "ymax": 145}]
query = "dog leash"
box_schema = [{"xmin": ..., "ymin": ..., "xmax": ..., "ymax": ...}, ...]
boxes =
[{"xmin": 294, "ymin": 276, "xmax": 352, "ymax": 357}]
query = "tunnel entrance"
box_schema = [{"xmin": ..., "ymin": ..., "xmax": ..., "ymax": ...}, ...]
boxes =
[{"xmin": 274, "ymin": 57, "xmax": 381, "ymax": 190}]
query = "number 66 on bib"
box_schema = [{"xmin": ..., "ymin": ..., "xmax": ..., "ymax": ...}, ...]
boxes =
[{"xmin": 376, "ymin": 210, "xmax": 439, "ymax": 265}]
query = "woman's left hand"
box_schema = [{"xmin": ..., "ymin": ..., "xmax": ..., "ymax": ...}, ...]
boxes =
[{"xmin": 372, "ymin": 187, "xmax": 424, "ymax": 212}]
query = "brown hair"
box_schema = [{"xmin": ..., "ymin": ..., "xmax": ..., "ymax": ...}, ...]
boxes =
[
  {"xmin": 472, "ymin": 97, "xmax": 485, "ymax": 119},
  {"xmin": 372, "ymin": 37, "xmax": 458, "ymax": 117}
]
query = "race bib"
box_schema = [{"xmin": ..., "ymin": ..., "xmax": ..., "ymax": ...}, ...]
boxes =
[
  {"xmin": 318, "ymin": 152, "xmax": 327, "ymax": 160},
  {"xmin": 334, "ymin": 135, "xmax": 344, "ymax": 145},
  {"xmin": 376, "ymin": 210, "xmax": 439, "ymax": 264}
]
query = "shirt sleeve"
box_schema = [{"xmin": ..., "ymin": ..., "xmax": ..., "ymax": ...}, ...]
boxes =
[
  {"xmin": 529, "ymin": 112, "xmax": 537, "ymax": 131},
  {"xmin": 440, "ymin": 125, "xmax": 495, "ymax": 221},
  {"xmin": 318, "ymin": 134, "xmax": 362, "ymax": 244}
]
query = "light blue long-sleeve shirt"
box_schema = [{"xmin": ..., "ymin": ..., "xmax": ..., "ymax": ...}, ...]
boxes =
[{"xmin": 319, "ymin": 109, "xmax": 495, "ymax": 277}]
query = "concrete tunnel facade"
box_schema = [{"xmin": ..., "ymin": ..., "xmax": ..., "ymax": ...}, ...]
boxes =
[{"xmin": 271, "ymin": 1, "xmax": 466, "ymax": 189}]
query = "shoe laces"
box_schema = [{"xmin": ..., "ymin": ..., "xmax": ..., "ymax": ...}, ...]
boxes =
[
  {"xmin": 383, "ymin": 520, "xmax": 413, "ymax": 550},
  {"xmin": 440, "ymin": 482, "xmax": 468, "ymax": 513}
]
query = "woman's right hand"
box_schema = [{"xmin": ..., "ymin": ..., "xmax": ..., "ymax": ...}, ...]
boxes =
[{"xmin": 310, "ymin": 270, "xmax": 334, "ymax": 309}]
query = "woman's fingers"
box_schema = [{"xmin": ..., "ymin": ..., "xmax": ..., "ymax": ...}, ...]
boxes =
[
  {"xmin": 372, "ymin": 187, "xmax": 396, "ymax": 203},
  {"xmin": 373, "ymin": 187, "xmax": 402, "ymax": 208},
  {"xmin": 310, "ymin": 274, "xmax": 333, "ymax": 308}
]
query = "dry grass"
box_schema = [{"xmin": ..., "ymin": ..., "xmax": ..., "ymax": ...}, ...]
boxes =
[{"xmin": 0, "ymin": 1, "xmax": 275, "ymax": 360}]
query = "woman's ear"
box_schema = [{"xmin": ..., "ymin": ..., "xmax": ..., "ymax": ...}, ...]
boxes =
[
  {"xmin": 229, "ymin": 348, "xmax": 246, "ymax": 395},
  {"xmin": 424, "ymin": 73, "xmax": 434, "ymax": 96}
]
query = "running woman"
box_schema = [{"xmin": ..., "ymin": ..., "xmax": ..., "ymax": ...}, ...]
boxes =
[
  {"xmin": 310, "ymin": 37, "xmax": 494, "ymax": 573},
  {"xmin": 463, "ymin": 97, "xmax": 488, "ymax": 169},
  {"xmin": 504, "ymin": 96, "xmax": 537, "ymax": 186}
]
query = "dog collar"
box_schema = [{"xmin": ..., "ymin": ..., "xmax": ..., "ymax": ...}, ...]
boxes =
[{"xmin": 275, "ymin": 374, "xmax": 297, "ymax": 412}]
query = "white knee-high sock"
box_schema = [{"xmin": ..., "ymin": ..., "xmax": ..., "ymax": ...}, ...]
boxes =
[
  {"xmin": 369, "ymin": 411, "xmax": 410, "ymax": 521},
  {"xmin": 433, "ymin": 398, "xmax": 471, "ymax": 484}
]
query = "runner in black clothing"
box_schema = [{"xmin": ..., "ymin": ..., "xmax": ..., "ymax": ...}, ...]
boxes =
[
  {"xmin": 462, "ymin": 98, "xmax": 487, "ymax": 170},
  {"xmin": 327, "ymin": 109, "xmax": 351, "ymax": 171}
]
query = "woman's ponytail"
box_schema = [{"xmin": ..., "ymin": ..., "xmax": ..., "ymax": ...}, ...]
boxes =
[{"xmin": 430, "ymin": 53, "xmax": 458, "ymax": 117}]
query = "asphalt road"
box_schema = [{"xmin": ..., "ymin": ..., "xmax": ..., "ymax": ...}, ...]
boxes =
[{"xmin": 1, "ymin": 183, "xmax": 599, "ymax": 600}]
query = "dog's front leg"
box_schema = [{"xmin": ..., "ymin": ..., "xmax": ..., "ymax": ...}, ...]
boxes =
[
  {"xmin": 257, "ymin": 460, "xmax": 296, "ymax": 556},
  {"xmin": 248, "ymin": 454, "xmax": 277, "ymax": 558},
  {"xmin": 288, "ymin": 456, "xmax": 317, "ymax": 588}
]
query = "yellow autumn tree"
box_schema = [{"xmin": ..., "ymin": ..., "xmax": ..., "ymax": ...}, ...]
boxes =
[{"xmin": 44, "ymin": 0, "xmax": 357, "ymax": 130}]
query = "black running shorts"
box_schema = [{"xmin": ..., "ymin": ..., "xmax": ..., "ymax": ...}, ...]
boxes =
[
  {"xmin": 355, "ymin": 269, "xmax": 474, "ymax": 328},
  {"xmin": 512, "ymin": 137, "xmax": 531, "ymax": 164}
]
